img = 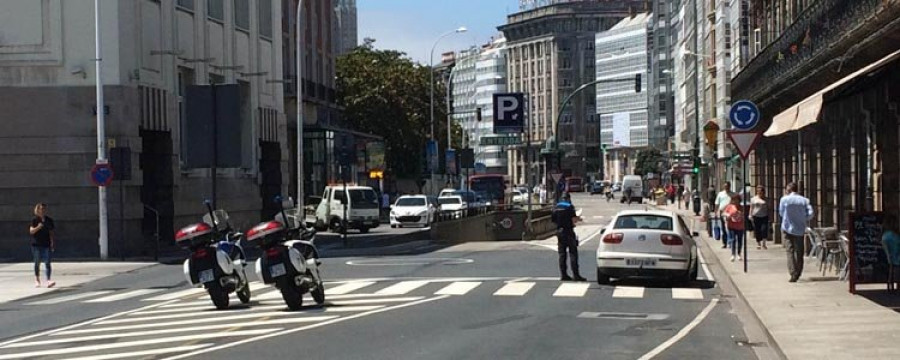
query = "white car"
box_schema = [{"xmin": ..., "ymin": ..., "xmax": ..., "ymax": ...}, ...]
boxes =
[
  {"xmin": 596, "ymin": 210, "xmax": 699, "ymax": 284},
  {"xmin": 511, "ymin": 190, "xmax": 529, "ymax": 205},
  {"xmin": 438, "ymin": 195, "xmax": 467, "ymax": 218},
  {"xmin": 390, "ymin": 195, "xmax": 436, "ymax": 228}
]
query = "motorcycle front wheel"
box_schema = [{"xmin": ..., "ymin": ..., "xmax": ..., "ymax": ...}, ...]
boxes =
[
  {"xmin": 237, "ymin": 274, "xmax": 251, "ymax": 304},
  {"xmin": 279, "ymin": 278, "xmax": 303, "ymax": 310},
  {"xmin": 207, "ymin": 282, "xmax": 230, "ymax": 309}
]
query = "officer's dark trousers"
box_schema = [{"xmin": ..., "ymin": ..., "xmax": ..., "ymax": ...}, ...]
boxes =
[{"xmin": 557, "ymin": 228, "xmax": 580, "ymax": 277}]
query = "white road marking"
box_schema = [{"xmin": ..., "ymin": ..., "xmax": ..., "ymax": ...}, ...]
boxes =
[
  {"xmin": 58, "ymin": 314, "xmax": 339, "ymax": 336},
  {"xmin": 612, "ymin": 286, "xmax": 645, "ymax": 298},
  {"xmin": 141, "ymin": 288, "xmax": 206, "ymax": 302},
  {"xmin": 434, "ymin": 282, "xmax": 481, "ymax": 295},
  {"xmin": 255, "ymin": 290, "xmax": 286, "ymax": 301},
  {"xmin": 493, "ymin": 282, "xmax": 535, "ymax": 296},
  {"xmin": 127, "ymin": 305, "xmax": 218, "ymax": 316},
  {"xmin": 84, "ymin": 289, "xmax": 163, "ymax": 303},
  {"xmin": 579, "ymin": 227, "xmax": 606, "ymax": 246},
  {"xmin": 697, "ymin": 249, "xmax": 715, "ymax": 281},
  {"xmin": 325, "ymin": 281, "xmax": 376, "ymax": 295},
  {"xmin": 160, "ymin": 296, "xmax": 450, "ymax": 360},
  {"xmin": 671, "ymin": 288, "xmax": 704, "ymax": 300},
  {"xmin": 26, "ymin": 291, "xmax": 113, "ymax": 305},
  {"xmin": 329, "ymin": 297, "xmax": 424, "ymax": 305},
  {"xmin": 638, "ymin": 298, "xmax": 720, "ymax": 360},
  {"xmin": 552, "ymin": 283, "xmax": 590, "ymax": 297},
  {"xmin": 57, "ymin": 344, "xmax": 214, "ymax": 360},
  {"xmin": 0, "ymin": 329, "xmax": 278, "ymax": 359},
  {"xmin": 375, "ymin": 281, "xmax": 429, "ymax": 295}
]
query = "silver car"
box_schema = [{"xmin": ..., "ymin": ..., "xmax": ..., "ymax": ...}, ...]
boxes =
[{"xmin": 596, "ymin": 210, "xmax": 699, "ymax": 284}]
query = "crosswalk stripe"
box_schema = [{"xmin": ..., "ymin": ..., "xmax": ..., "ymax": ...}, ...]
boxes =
[
  {"xmin": 26, "ymin": 291, "xmax": 113, "ymax": 305},
  {"xmin": 142, "ymin": 288, "xmax": 206, "ymax": 301},
  {"xmin": 255, "ymin": 290, "xmax": 285, "ymax": 301},
  {"xmin": 0, "ymin": 329, "xmax": 278, "ymax": 359},
  {"xmin": 434, "ymin": 281, "xmax": 481, "ymax": 295},
  {"xmin": 329, "ymin": 297, "xmax": 424, "ymax": 306},
  {"xmin": 612, "ymin": 286, "xmax": 645, "ymax": 298},
  {"xmin": 326, "ymin": 281, "xmax": 376, "ymax": 295},
  {"xmin": 375, "ymin": 281, "xmax": 429, "ymax": 295},
  {"xmin": 56, "ymin": 315, "xmax": 338, "ymax": 336},
  {"xmin": 493, "ymin": 282, "xmax": 535, "ymax": 296},
  {"xmin": 671, "ymin": 288, "xmax": 704, "ymax": 300},
  {"xmin": 553, "ymin": 283, "xmax": 590, "ymax": 297},
  {"xmin": 84, "ymin": 289, "xmax": 163, "ymax": 303},
  {"xmin": 56, "ymin": 344, "xmax": 215, "ymax": 360},
  {"xmin": 128, "ymin": 305, "xmax": 222, "ymax": 316}
]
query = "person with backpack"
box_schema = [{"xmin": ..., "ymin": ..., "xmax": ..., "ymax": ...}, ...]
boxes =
[
  {"xmin": 551, "ymin": 193, "xmax": 585, "ymax": 281},
  {"xmin": 29, "ymin": 203, "xmax": 55, "ymax": 288},
  {"xmin": 723, "ymin": 194, "xmax": 745, "ymax": 262}
]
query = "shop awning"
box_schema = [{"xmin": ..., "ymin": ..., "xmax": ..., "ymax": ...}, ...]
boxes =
[{"xmin": 765, "ymin": 49, "xmax": 900, "ymax": 137}]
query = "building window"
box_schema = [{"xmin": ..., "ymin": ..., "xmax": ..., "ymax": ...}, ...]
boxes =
[
  {"xmin": 234, "ymin": 0, "xmax": 249, "ymax": 31},
  {"xmin": 177, "ymin": 0, "xmax": 194, "ymax": 10},
  {"xmin": 207, "ymin": 0, "xmax": 224, "ymax": 21},
  {"xmin": 209, "ymin": 73, "xmax": 225, "ymax": 85},
  {"xmin": 258, "ymin": 0, "xmax": 272, "ymax": 38}
]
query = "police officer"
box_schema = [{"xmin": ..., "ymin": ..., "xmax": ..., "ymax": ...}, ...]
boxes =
[{"xmin": 552, "ymin": 192, "xmax": 586, "ymax": 281}]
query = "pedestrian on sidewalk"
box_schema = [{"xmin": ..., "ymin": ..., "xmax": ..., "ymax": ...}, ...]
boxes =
[
  {"xmin": 551, "ymin": 193, "xmax": 586, "ymax": 282},
  {"xmin": 716, "ymin": 182, "xmax": 735, "ymax": 249},
  {"xmin": 28, "ymin": 203, "xmax": 55, "ymax": 288},
  {"xmin": 750, "ymin": 186, "xmax": 770, "ymax": 250},
  {"xmin": 779, "ymin": 182, "xmax": 814, "ymax": 283},
  {"xmin": 724, "ymin": 194, "xmax": 746, "ymax": 262}
]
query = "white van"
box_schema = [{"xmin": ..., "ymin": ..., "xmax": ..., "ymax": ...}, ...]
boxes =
[
  {"xmin": 621, "ymin": 175, "xmax": 643, "ymax": 203},
  {"xmin": 314, "ymin": 185, "xmax": 381, "ymax": 233}
]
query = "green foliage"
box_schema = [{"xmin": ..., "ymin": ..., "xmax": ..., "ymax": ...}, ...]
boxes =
[
  {"xmin": 633, "ymin": 149, "xmax": 664, "ymax": 176},
  {"xmin": 336, "ymin": 41, "xmax": 460, "ymax": 178}
]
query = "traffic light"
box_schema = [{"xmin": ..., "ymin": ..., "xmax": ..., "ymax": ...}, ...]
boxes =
[
  {"xmin": 476, "ymin": 107, "xmax": 482, "ymax": 122},
  {"xmin": 635, "ymin": 73, "xmax": 642, "ymax": 93},
  {"xmin": 691, "ymin": 148, "xmax": 700, "ymax": 174}
]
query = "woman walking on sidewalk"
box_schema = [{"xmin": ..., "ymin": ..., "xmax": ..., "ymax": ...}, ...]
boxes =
[
  {"xmin": 28, "ymin": 203, "xmax": 55, "ymax": 288},
  {"xmin": 750, "ymin": 186, "xmax": 770, "ymax": 250},
  {"xmin": 724, "ymin": 194, "xmax": 745, "ymax": 262}
]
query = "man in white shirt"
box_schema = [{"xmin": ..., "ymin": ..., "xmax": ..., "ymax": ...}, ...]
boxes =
[
  {"xmin": 779, "ymin": 182, "xmax": 814, "ymax": 282},
  {"xmin": 715, "ymin": 181, "xmax": 735, "ymax": 249}
]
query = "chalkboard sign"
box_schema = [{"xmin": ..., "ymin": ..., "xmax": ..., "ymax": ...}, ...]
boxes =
[{"xmin": 848, "ymin": 212, "xmax": 888, "ymax": 293}]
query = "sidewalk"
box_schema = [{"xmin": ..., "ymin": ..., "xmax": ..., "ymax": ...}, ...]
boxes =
[
  {"xmin": 654, "ymin": 202, "xmax": 900, "ymax": 359},
  {"xmin": 0, "ymin": 262, "xmax": 155, "ymax": 304}
]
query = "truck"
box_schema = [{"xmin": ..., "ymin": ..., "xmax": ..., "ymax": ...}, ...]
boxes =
[{"xmin": 313, "ymin": 185, "xmax": 381, "ymax": 233}]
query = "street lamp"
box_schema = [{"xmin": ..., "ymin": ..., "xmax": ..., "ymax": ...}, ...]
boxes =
[
  {"xmin": 429, "ymin": 26, "xmax": 466, "ymax": 195},
  {"xmin": 296, "ymin": 0, "xmax": 306, "ymax": 216}
]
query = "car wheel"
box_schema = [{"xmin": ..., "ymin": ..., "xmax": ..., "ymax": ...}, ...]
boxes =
[
  {"xmin": 596, "ymin": 269, "xmax": 610, "ymax": 285},
  {"xmin": 359, "ymin": 226, "xmax": 370, "ymax": 234},
  {"xmin": 390, "ymin": 224, "xmax": 397, "ymax": 229}
]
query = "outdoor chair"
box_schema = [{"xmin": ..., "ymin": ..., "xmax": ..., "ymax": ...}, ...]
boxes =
[
  {"xmin": 882, "ymin": 236, "xmax": 900, "ymax": 291},
  {"xmin": 805, "ymin": 227, "xmax": 823, "ymax": 260},
  {"xmin": 838, "ymin": 235, "xmax": 850, "ymax": 281}
]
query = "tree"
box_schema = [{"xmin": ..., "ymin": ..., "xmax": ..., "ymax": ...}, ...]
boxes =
[
  {"xmin": 336, "ymin": 41, "xmax": 460, "ymax": 178},
  {"xmin": 633, "ymin": 149, "xmax": 664, "ymax": 176}
]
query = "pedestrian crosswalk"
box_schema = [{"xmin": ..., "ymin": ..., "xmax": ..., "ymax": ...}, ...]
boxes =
[{"xmin": 24, "ymin": 278, "xmax": 711, "ymax": 307}]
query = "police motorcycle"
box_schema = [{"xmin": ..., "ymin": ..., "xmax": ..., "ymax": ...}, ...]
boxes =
[
  {"xmin": 174, "ymin": 201, "xmax": 251, "ymax": 309},
  {"xmin": 246, "ymin": 196, "xmax": 324, "ymax": 310}
]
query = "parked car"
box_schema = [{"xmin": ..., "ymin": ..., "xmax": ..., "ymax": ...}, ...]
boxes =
[
  {"xmin": 511, "ymin": 189, "xmax": 529, "ymax": 205},
  {"xmin": 438, "ymin": 188, "xmax": 458, "ymax": 198},
  {"xmin": 565, "ymin": 177, "xmax": 585, "ymax": 192},
  {"xmin": 390, "ymin": 195, "xmax": 437, "ymax": 228},
  {"xmin": 314, "ymin": 186, "xmax": 380, "ymax": 233},
  {"xmin": 621, "ymin": 175, "xmax": 644, "ymax": 203},
  {"xmin": 589, "ymin": 181, "xmax": 605, "ymax": 195},
  {"xmin": 595, "ymin": 210, "xmax": 699, "ymax": 284},
  {"xmin": 438, "ymin": 195, "xmax": 468, "ymax": 218},
  {"xmin": 612, "ymin": 182, "xmax": 622, "ymax": 192}
]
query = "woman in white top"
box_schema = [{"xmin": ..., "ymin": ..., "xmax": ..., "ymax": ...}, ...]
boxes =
[{"xmin": 750, "ymin": 186, "xmax": 770, "ymax": 249}]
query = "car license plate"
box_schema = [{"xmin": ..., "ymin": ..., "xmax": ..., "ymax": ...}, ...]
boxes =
[
  {"xmin": 626, "ymin": 259, "xmax": 657, "ymax": 267},
  {"xmin": 269, "ymin": 263, "xmax": 287, "ymax": 278},
  {"xmin": 198, "ymin": 269, "xmax": 215, "ymax": 284}
]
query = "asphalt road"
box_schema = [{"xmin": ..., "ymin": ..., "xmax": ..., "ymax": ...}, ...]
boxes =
[{"xmin": 0, "ymin": 193, "xmax": 762, "ymax": 360}]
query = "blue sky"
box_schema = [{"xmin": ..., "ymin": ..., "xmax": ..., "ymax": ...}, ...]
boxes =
[{"xmin": 357, "ymin": 0, "xmax": 520, "ymax": 65}]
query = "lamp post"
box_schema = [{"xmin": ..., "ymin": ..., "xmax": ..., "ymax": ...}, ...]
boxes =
[
  {"xmin": 429, "ymin": 27, "xmax": 466, "ymax": 195},
  {"xmin": 296, "ymin": 0, "xmax": 305, "ymax": 215},
  {"xmin": 94, "ymin": 0, "xmax": 109, "ymax": 259}
]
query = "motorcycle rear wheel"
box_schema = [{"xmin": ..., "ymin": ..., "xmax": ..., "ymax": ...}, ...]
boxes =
[
  {"xmin": 207, "ymin": 282, "xmax": 230, "ymax": 309},
  {"xmin": 279, "ymin": 279, "xmax": 303, "ymax": 310},
  {"xmin": 237, "ymin": 275, "xmax": 251, "ymax": 304},
  {"xmin": 311, "ymin": 275, "xmax": 325, "ymax": 305}
]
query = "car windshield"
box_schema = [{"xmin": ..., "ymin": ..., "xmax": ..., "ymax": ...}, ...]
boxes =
[
  {"xmin": 439, "ymin": 198, "xmax": 461, "ymax": 205},
  {"xmin": 396, "ymin": 198, "xmax": 425, "ymax": 206},
  {"xmin": 613, "ymin": 215, "xmax": 674, "ymax": 230}
]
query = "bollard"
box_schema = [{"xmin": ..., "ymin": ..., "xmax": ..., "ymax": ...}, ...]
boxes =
[{"xmin": 692, "ymin": 194, "xmax": 701, "ymax": 216}]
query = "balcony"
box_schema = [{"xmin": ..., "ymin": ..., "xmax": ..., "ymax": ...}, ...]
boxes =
[{"xmin": 732, "ymin": 0, "xmax": 900, "ymax": 110}]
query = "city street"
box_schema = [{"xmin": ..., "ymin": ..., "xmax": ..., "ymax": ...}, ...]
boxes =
[{"xmin": 0, "ymin": 193, "xmax": 764, "ymax": 360}]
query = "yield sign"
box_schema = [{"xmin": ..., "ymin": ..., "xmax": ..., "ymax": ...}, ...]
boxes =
[
  {"xmin": 550, "ymin": 172, "xmax": 563, "ymax": 183},
  {"xmin": 726, "ymin": 131, "xmax": 763, "ymax": 159}
]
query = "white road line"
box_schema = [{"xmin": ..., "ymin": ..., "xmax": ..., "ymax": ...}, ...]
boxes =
[
  {"xmin": 160, "ymin": 296, "xmax": 450, "ymax": 360},
  {"xmin": 671, "ymin": 288, "xmax": 704, "ymax": 300},
  {"xmin": 329, "ymin": 297, "xmax": 424, "ymax": 306},
  {"xmin": 552, "ymin": 283, "xmax": 590, "ymax": 297},
  {"xmin": 128, "ymin": 305, "xmax": 217, "ymax": 316},
  {"xmin": 612, "ymin": 286, "xmax": 645, "ymax": 298},
  {"xmin": 22, "ymin": 317, "xmax": 341, "ymax": 347},
  {"xmin": 57, "ymin": 344, "xmax": 214, "ymax": 360},
  {"xmin": 697, "ymin": 249, "xmax": 715, "ymax": 281},
  {"xmin": 374, "ymin": 281, "xmax": 429, "ymax": 295},
  {"xmin": 84, "ymin": 289, "xmax": 163, "ymax": 303},
  {"xmin": 493, "ymin": 282, "xmax": 535, "ymax": 296},
  {"xmin": 141, "ymin": 288, "xmax": 206, "ymax": 302},
  {"xmin": 434, "ymin": 281, "xmax": 481, "ymax": 295},
  {"xmin": 26, "ymin": 291, "xmax": 113, "ymax": 305},
  {"xmin": 638, "ymin": 298, "xmax": 720, "ymax": 360},
  {"xmin": 325, "ymin": 281, "xmax": 376, "ymax": 295},
  {"xmin": 57, "ymin": 314, "xmax": 339, "ymax": 336},
  {"xmin": 0, "ymin": 329, "xmax": 278, "ymax": 359},
  {"xmin": 579, "ymin": 227, "xmax": 606, "ymax": 246},
  {"xmin": 255, "ymin": 290, "xmax": 286, "ymax": 301}
]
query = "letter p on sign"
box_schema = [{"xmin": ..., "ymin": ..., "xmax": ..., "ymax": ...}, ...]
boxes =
[{"xmin": 492, "ymin": 93, "xmax": 525, "ymax": 134}]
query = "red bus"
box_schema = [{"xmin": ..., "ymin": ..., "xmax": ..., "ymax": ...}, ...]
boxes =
[{"xmin": 468, "ymin": 174, "xmax": 509, "ymax": 206}]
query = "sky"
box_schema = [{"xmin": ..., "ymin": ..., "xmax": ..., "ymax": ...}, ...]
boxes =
[{"xmin": 357, "ymin": 0, "xmax": 521, "ymax": 65}]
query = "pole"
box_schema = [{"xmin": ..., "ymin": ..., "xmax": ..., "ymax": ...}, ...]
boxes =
[
  {"xmin": 95, "ymin": 0, "xmax": 109, "ymax": 260},
  {"xmin": 525, "ymin": 94, "xmax": 532, "ymax": 238},
  {"xmin": 429, "ymin": 41, "xmax": 437, "ymax": 196},
  {"xmin": 692, "ymin": 0, "xmax": 702, "ymax": 215},
  {"xmin": 341, "ymin": 168, "xmax": 348, "ymax": 247},
  {"xmin": 211, "ymin": 84, "xmax": 218, "ymax": 210},
  {"xmin": 743, "ymin": 159, "xmax": 748, "ymax": 273},
  {"xmin": 296, "ymin": 0, "xmax": 305, "ymax": 215},
  {"xmin": 119, "ymin": 176, "xmax": 125, "ymax": 261},
  {"xmin": 446, "ymin": 69, "xmax": 453, "ymax": 187}
]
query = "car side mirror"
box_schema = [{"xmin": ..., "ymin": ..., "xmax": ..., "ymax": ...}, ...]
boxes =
[
  {"xmin": 692, "ymin": 231, "xmax": 700, "ymax": 237},
  {"xmin": 600, "ymin": 228, "xmax": 606, "ymax": 234}
]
